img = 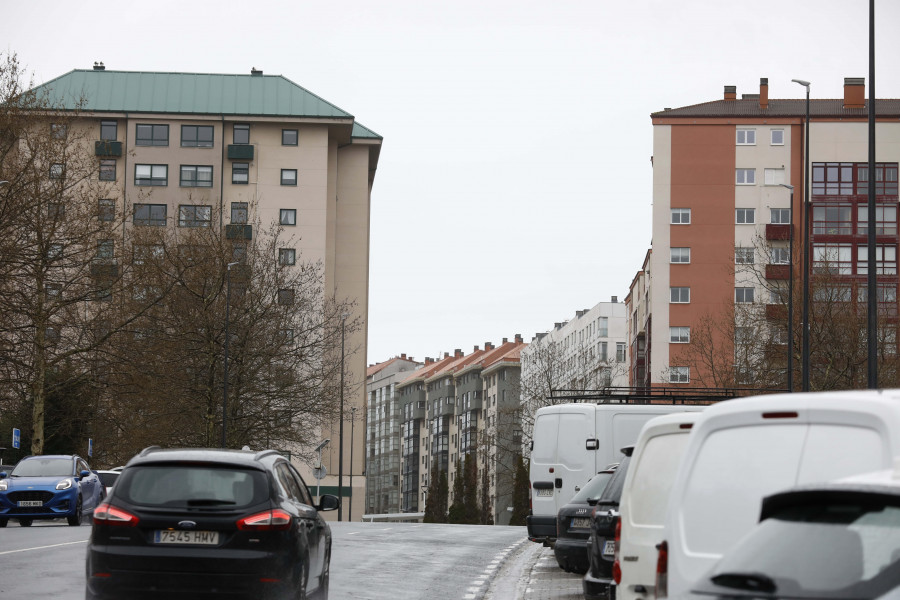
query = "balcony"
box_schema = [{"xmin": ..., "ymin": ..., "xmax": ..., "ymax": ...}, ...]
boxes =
[
  {"xmin": 225, "ymin": 224, "xmax": 252, "ymax": 240},
  {"xmin": 90, "ymin": 262, "xmax": 119, "ymax": 278},
  {"xmin": 227, "ymin": 145, "xmax": 254, "ymax": 160},
  {"xmin": 765, "ymin": 303, "xmax": 787, "ymax": 320},
  {"xmin": 765, "ymin": 264, "xmax": 791, "ymax": 280},
  {"xmin": 94, "ymin": 140, "xmax": 123, "ymax": 157},
  {"xmin": 766, "ymin": 224, "xmax": 792, "ymax": 241}
]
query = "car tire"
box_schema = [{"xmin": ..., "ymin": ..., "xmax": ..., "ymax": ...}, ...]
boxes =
[
  {"xmin": 0, "ymin": 518, "xmax": 7, "ymax": 528},
  {"xmin": 68, "ymin": 496, "xmax": 83, "ymax": 526},
  {"xmin": 19, "ymin": 518, "xmax": 33, "ymax": 527}
]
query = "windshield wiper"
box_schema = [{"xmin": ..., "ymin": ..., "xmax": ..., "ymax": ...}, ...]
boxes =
[
  {"xmin": 186, "ymin": 499, "xmax": 237, "ymax": 506},
  {"xmin": 711, "ymin": 572, "xmax": 777, "ymax": 594}
]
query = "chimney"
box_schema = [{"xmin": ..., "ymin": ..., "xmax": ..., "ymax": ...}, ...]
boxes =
[
  {"xmin": 515, "ymin": 334, "xmax": 523, "ymax": 343},
  {"xmin": 454, "ymin": 349, "xmax": 463, "ymax": 358},
  {"xmin": 425, "ymin": 357, "xmax": 433, "ymax": 365},
  {"xmin": 612, "ymin": 296, "xmax": 618, "ymax": 303},
  {"xmin": 473, "ymin": 345, "xmax": 480, "ymax": 352},
  {"xmin": 485, "ymin": 342, "xmax": 494, "ymax": 350},
  {"xmin": 251, "ymin": 67, "xmax": 263, "ymax": 76},
  {"xmin": 93, "ymin": 62, "xmax": 105, "ymax": 71},
  {"xmin": 759, "ymin": 78, "xmax": 769, "ymax": 109},
  {"xmin": 502, "ymin": 337, "xmax": 508, "ymax": 344},
  {"xmin": 400, "ymin": 353, "xmax": 407, "ymax": 360},
  {"xmin": 576, "ymin": 310, "xmax": 585, "ymax": 318},
  {"xmin": 444, "ymin": 352, "xmax": 450, "ymax": 359},
  {"xmin": 844, "ymin": 77, "xmax": 865, "ymax": 109},
  {"xmin": 724, "ymin": 85, "xmax": 737, "ymax": 101}
]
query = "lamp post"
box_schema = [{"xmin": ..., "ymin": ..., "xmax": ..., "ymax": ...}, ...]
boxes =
[
  {"xmin": 779, "ymin": 184, "xmax": 795, "ymax": 392},
  {"xmin": 221, "ymin": 261, "xmax": 240, "ymax": 448},
  {"xmin": 792, "ymin": 78, "xmax": 811, "ymax": 392},
  {"xmin": 349, "ymin": 405, "xmax": 357, "ymax": 521},
  {"xmin": 337, "ymin": 311, "xmax": 350, "ymax": 521},
  {"xmin": 314, "ymin": 438, "xmax": 329, "ymax": 502},
  {"xmin": 866, "ymin": 0, "xmax": 877, "ymax": 389}
]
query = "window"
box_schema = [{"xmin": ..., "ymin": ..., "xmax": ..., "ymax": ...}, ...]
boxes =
[
  {"xmin": 100, "ymin": 120, "xmax": 117, "ymax": 141},
  {"xmin": 232, "ymin": 242, "xmax": 247, "ymax": 262},
  {"xmin": 670, "ymin": 326, "xmax": 690, "ymax": 343},
  {"xmin": 770, "ymin": 247, "xmax": 790, "ymax": 264},
  {"xmin": 735, "ymin": 287, "xmax": 755, "ymax": 303},
  {"xmin": 135, "ymin": 124, "xmax": 169, "ymax": 146},
  {"xmin": 48, "ymin": 243, "xmax": 63, "ymax": 260},
  {"xmin": 736, "ymin": 129, "xmax": 756, "ymax": 145},
  {"xmin": 764, "ymin": 168, "xmax": 785, "ymax": 185},
  {"xmin": 857, "ymin": 245, "xmax": 897, "ymax": 275},
  {"xmin": 597, "ymin": 316, "xmax": 608, "ymax": 337},
  {"xmin": 671, "ymin": 247, "xmax": 690, "ymax": 264},
  {"xmin": 858, "ymin": 205, "xmax": 898, "ymax": 236},
  {"xmin": 231, "ymin": 202, "xmax": 248, "ymax": 224},
  {"xmin": 99, "ymin": 159, "xmax": 116, "ymax": 181},
  {"xmin": 51, "ymin": 123, "xmax": 67, "ymax": 139},
  {"xmin": 281, "ymin": 169, "xmax": 297, "ymax": 186},
  {"xmin": 736, "ymin": 169, "xmax": 756, "ymax": 185},
  {"xmin": 178, "ymin": 205, "xmax": 211, "ymax": 227},
  {"xmin": 280, "ymin": 209, "xmax": 296, "ymax": 226},
  {"xmin": 770, "ymin": 286, "xmax": 788, "ymax": 304},
  {"xmin": 49, "ymin": 163, "xmax": 64, "ymax": 179},
  {"xmin": 815, "ymin": 284, "xmax": 852, "ymax": 302},
  {"xmin": 735, "ymin": 248, "xmax": 755, "ymax": 264},
  {"xmin": 45, "ymin": 283, "xmax": 62, "ymax": 299},
  {"xmin": 813, "ymin": 244, "xmax": 852, "ymax": 274},
  {"xmin": 135, "ymin": 164, "xmax": 168, "ymax": 186},
  {"xmin": 770, "ymin": 325, "xmax": 788, "ymax": 345},
  {"xmin": 48, "ymin": 203, "xmax": 65, "ymax": 219},
  {"xmin": 670, "ymin": 367, "xmax": 689, "ymax": 383},
  {"xmin": 97, "ymin": 239, "xmax": 114, "ymax": 260},
  {"xmin": 770, "ymin": 129, "xmax": 784, "ymax": 145},
  {"xmin": 233, "ymin": 124, "xmax": 250, "ymax": 145},
  {"xmin": 180, "ymin": 165, "xmax": 213, "ymax": 187},
  {"xmin": 134, "ymin": 244, "xmax": 164, "ymax": 265},
  {"xmin": 771, "ymin": 208, "xmax": 791, "ymax": 224},
  {"xmin": 813, "ymin": 204, "xmax": 852, "ymax": 235},
  {"xmin": 280, "ymin": 329, "xmax": 295, "ymax": 346},
  {"xmin": 858, "ymin": 284, "xmax": 897, "ymax": 304},
  {"xmin": 670, "ymin": 287, "xmax": 690, "ymax": 303},
  {"xmin": 279, "ymin": 248, "xmax": 296, "ymax": 266},
  {"xmin": 598, "ymin": 341, "xmax": 608, "ymax": 361},
  {"xmin": 736, "ymin": 208, "xmax": 755, "ymax": 224},
  {"xmin": 232, "ymin": 162, "xmax": 249, "ymax": 185},
  {"xmin": 616, "ymin": 343, "xmax": 626, "ymax": 362},
  {"xmin": 671, "ymin": 208, "xmax": 691, "ymax": 224},
  {"xmin": 133, "ymin": 204, "xmax": 167, "ymax": 226},
  {"xmin": 181, "ymin": 125, "xmax": 214, "ymax": 148},
  {"xmin": 98, "ymin": 198, "xmax": 115, "ymax": 222},
  {"xmin": 45, "ymin": 327, "xmax": 60, "ymax": 343},
  {"xmin": 278, "ymin": 288, "xmax": 295, "ymax": 305},
  {"xmin": 282, "ymin": 129, "xmax": 298, "ymax": 145}
]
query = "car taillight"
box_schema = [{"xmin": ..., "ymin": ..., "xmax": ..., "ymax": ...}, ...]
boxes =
[
  {"xmin": 612, "ymin": 516, "xmax": 622, "ymax": 584},
  {"xmin": 655, "ymin": 540, "xmax": 668, "ymax": 598},
  {"xmin": 236, "ymin": 509, "xmax": 291, "ymax": 531},
  {"xmin": 93, "ymin": 502, "xmax": 139, "ymax": 527}
]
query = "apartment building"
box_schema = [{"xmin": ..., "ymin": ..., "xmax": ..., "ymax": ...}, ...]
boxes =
[
  {"xmin": 648, "ymin": 77, "xmax": 900, "ymax": 387},
  {"xmin": 364, "ymin": 355, "xmax": 422, "ymax": 515},
  {"xmin": 32, "ymin": 65, "xmax": 381, "ymax": 513},
  {"xmin": 625, "ymin": 250, "xmax": 652, "ymax": 388}
]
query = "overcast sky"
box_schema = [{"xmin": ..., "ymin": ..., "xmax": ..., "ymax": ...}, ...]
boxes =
[{"xmin": 5, "ymin": 0, "xmax": 900, "ymax": 365}]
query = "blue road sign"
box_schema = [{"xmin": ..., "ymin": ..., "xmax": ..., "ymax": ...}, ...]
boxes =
[
  {"xmin": 88, "ymin": 438, "xmax": 93, "ymax": 457},
  {"xmin": 12, "ymin": 428, "xmax": 20, "ymax": 450}
]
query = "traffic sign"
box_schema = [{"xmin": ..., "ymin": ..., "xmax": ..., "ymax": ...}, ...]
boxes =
[
  {"xmin": 313, "ymin": 465, "xmax": 327, "ymax": 480},
  {"xmin": 12, "ymin": 428, "xmax": 20, "ymax": 450},
  {"xmin": 88, "ymin": 438, "xmax": 93, "ymax": 457}
]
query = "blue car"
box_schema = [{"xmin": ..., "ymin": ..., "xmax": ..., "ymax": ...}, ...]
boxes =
[{"xmin": 0, "ymin": 454, "xmax": 102, "ymax": 527}]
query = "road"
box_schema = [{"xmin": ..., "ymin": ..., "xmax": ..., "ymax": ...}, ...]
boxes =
[{"xmin": 0, "ymin": 519, "xmax": 583, "ymax": 599}]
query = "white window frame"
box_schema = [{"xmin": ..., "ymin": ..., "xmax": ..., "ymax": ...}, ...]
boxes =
[
  {"xmin": 736, "ymin": 208, "xmax": 756, "ymax": 224},
  {"xmin": 670, "ymin": 287, "xmax": 690, "ymax": 304},
  {"xmin": 670, "ymin": 326, "xmax": 690, "ymax": 343},
  {"xmin": 669, "ymin": 367, "xmax": 690, "ymax": 384},
  {"xmin": 671, "ymin": 208, "xmax": 691, "ymax": 225},
  {"xmin": 735, "ymin": 247, "xmax": 755, "ymax": 264},
  {"xmin": 735, "ymin": 287, "xmax": 755, "ymax": 303},
  {"xmin": 736, "ymin": 169, "xmax": 756, "ymax": 185},
  {"xmin": 736, "ymin": 129, "xmax": 756, "ymax": 145},
  {"xmin": 771, "ymin": 208, "xmax": 791, "ymax": 224},
  {"xmin": 764, "ymin": 168, "xmax": 786, "ymax": 186},
  {"xmin": 670, "ymin": 247, "xmax": 691, "ymax": 264},
  {"xmin": 770, "ymin": 129, "xmax": 785, "ymax": 145},
  {"xmin": 770, "ymin": 247, "xmax": 790, "ymax": 265}
]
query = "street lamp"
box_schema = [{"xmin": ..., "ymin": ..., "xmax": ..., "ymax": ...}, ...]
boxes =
[
  {"xmin": 314, "ymin": 438, "xmax": 330, "ymax": 502},
  {"xmin": 779, "ymin": 183, "xmax": 795, "ymax": 392},
  {"xmin": 221, "ymin": 261, "xmax": 240, "ymax": 448},
  {"xmin": 792, "ymin": 78, "xmax": 811, "ymax": 392},
  {"xmin": 349, "ymin": 405, "xmax": 357, "ymax": 521},
  {"xmin": 337, "ymin": 311, "xmax": 350, "ymax": 521}
]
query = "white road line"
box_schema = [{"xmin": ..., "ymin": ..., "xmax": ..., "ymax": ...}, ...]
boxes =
[{"xmin": 0, "ymin": 540, "xmax": 87, "ymax": 556}]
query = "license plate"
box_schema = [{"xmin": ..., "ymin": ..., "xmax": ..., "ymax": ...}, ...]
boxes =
[
  {"xmin": 602, "ymin": 540, "xmax": 616, "ymax": 558},
  {"xmin": 536, "ymin": 489, "xmax": 553, "ymax": 497},
  {"xmin": 17, "ymin": 500, "xmax": 42, "ymax": 507},
  {"xmin": 154, "ymin": 530, "xmax": 219, "ymax": 545},
  {"xmin": 571, "ymin": 517, "xmax": 591, "ymax": 529}
]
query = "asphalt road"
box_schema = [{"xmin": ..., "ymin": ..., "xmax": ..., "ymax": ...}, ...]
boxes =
[{"xmin": 0, "ymin": 519, "xmax": 534, "ymax": 600}]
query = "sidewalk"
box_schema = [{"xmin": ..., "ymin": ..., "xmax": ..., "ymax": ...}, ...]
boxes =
[{"xmin": 485, "ymin": 542, "xmax": 584, "ymax": 600}]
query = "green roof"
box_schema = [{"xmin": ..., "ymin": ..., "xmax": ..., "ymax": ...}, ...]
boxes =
[
  {"xmin": 33, "ymin": 69, "xmax": 355, "ymax": 119},
  {"xmin": 352, "ymin": 122, "xmax": 382, "ymax": 140}
]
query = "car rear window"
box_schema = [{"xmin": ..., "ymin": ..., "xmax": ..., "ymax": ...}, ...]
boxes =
[
  {"xmin": 97, "ymin": 472, "xmax": 120, "ymax": 487},
  {"xmin": 114, "ymin": 465, "xmax": 268, "ymax": 509},
  {"xmin": 598, "ymin": 454, "xmax": 631, "ymax": 505},
  {"xmin": 11, "ymin": 457, "xmax": 72, "ymax": 477}
]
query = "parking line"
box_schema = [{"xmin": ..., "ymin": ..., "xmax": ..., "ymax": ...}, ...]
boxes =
[{"xmin": 0, "ymin": 540, "xmax": 87, "ymax": 556}]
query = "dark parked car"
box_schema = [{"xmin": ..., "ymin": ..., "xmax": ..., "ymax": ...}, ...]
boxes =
[
  {"xmin": 554, "ymin": 466, "xmax": 618, "ymax": 573},
  {"xmin": 0, "ymin": 454, "xmax": 102, "ymax": 527},
  {"xmin": 85, "ymin": 446, "xmax": 339, "ymax": 600},
  {"xmin": 683, "ymin": 467, "xmax": 900, "ymax": 600},
  {"xmin": 584, "ymin": 446, "xmax": 634, "ymax": 600}
]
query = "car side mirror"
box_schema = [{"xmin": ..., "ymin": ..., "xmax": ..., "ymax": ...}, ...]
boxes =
[
  {"xmin": 80, "ymin": 469, "xmax": 90, "ymax": 478},
  {"xmin": 317, "ymin": 494, "xmax": 340, "ymax": 512},
  {"xmin": 0, "ymin": 472, "xmax": 7, "ymax": 479}
]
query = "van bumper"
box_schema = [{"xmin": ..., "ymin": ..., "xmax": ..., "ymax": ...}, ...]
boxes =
[
  {"xmin": 584, "ymin": 570, "xmax": 615, "ymax": 600},
  {"xmin": 526, "ymin": 515, "xmax": 557, "ymax": 544}
]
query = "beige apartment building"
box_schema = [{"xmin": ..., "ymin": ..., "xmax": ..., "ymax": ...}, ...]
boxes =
[{"xmin": 33, "ymin": 65, "xmax": 381, "ymax": 519}]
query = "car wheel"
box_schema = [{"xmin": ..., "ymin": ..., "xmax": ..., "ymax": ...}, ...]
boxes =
[
  {"xmin": 0, "ymin": 519, "xmax": 7, "ymax": 528},
  {"xmin": 68, "ymin": 495, "xmax": 83, "ymax": 526},
  {"xmin": 19, "ymin": 518, "xmax": 33, "ymax": 527}
]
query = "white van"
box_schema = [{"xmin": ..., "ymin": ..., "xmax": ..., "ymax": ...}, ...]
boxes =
[
  {"xmin": 526, "ymin": 402, "xmax": 704, "ymax": 543},
  {"xmin": 657, "ymin": 390, "xmax": 900, "ymax": 598},
  {"xmin": 607, "ymin": 412, "xmax": 701, "ymax": 600}
]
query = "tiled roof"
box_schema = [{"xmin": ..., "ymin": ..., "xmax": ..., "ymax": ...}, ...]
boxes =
[
  {"xmin": 32, "ymin": 69, "xmax": 354, "ymax": 119},
  {"xmin": 652, "ymin": 98, "xmax": 900, "ymax": 119}
]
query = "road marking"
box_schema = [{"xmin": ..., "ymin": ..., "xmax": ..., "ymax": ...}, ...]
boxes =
[{"xmin": 0, "ymin": 540, "xmax": 87, "ymax": 556}]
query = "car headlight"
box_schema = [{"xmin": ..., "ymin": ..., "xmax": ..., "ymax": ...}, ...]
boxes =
[
  {"xmin": 0, "ymin": 480, "xmax": 7, "ymax": 491},
  {"xmin": 56, "ymin": 478, "xmax": 73, "ymax": 490}
]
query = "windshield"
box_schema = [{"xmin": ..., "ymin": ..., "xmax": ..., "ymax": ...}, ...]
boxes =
[
  {"xmin": 699, "ymin": 499, "xmax": 900, "ymax": 598},
  {"xmin": 11, "ymin": 457, "xmax": 73, "ymax": 477},
  {"xmin": 597, "ymin": 453, "xmax": 631, "ymax": 505},
  {"xmin": 97, "ymin": 472, "xmax": 120, "ymax": 487},
  {"xmin": 571, "ymin": 470, "xmax": 615, "ymax": 503},
  {"xmin": 114, "ymin": 465, "xmax": 268, "ymax": 509}
]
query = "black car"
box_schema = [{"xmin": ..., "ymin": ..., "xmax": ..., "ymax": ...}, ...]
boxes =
[
  {"xmin": 684, "ymin": 469, "xmax": 900, "ymax": 600},
  {"xmin": 584, "ymin": 446, "xmax": 633, "ymax": 600},
  {"xmin": 554, "ymin": 467, "xmax": 618, "ymax": 573},
  {"xmin": 85, "ymin": 446, "xmax": 339, "ymax": 600}
]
